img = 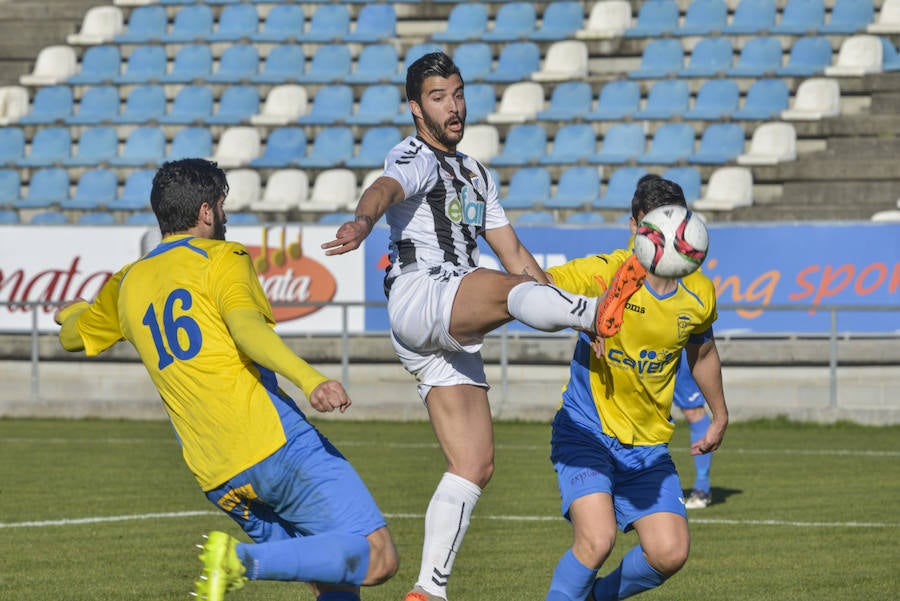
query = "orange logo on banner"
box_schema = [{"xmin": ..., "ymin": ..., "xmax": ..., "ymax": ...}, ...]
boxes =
[{"xmin": 246, "ymin": 227, "xmax": 337, "ymax": 322}]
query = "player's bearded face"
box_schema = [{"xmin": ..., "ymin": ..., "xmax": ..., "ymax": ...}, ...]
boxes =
[
  {"xmin": 417, "ymin": 74, "xmax": 467, "ymax": 149},
  {"xmin": 212, "ymin": 198, "xmax": 226, "ymax": 240},
  {"xmin": 421, "ymin": 101, "xmax": 466, "ymax": 148}
]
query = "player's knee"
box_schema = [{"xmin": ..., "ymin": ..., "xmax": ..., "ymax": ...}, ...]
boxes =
[
  {"xmin": 573, "ymin": 530, "xmax": 616, "ymax": 568},
  {"xmin": 363, "ymin": 528, "xmax": 399, "ymax": 585},
  {"xmin": 647, "ymin": 540, "xmax": 689, "ymax": 577}
]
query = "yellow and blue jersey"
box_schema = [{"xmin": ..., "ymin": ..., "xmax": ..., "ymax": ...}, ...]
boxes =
[
  {"xmin": 547, "ymin": 247, "xmax": 717, "ymax": 446},
  {"xmin": 74, "ymin": 235, "xmax": 291, "ymax": 491}
]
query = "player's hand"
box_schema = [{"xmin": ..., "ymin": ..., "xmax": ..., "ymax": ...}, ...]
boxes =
[
  {"xmin": 690, "ymin": 418, "xmax": 727, "ymax": 455},
  {"xmin": 308, "ymin": 380, "xmax": 352, "ymax": 414},
  {"xmin": 53, "ymin": 298, "xmax": 87, "ymax": 325},
  {"xmin": 321, "ymin": 219, "xmax": 370, "ymax": 256},
  {"xmin": 589, "ymin": 336, "xmax": 605, "ymax": 359}
]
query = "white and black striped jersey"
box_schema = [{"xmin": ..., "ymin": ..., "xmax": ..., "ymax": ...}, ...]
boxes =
[{"xmin": 381, "ymin": 135, "xmax": 509, "ymax": 291}]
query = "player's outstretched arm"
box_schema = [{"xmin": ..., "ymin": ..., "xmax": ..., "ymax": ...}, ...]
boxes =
[
  {"xmin": 483, "ymin": 224, "xmax": 548, "ymax": 284},
  {"xmin": 321, "ymin": 176, "xmax": 404, "ymax": 256},
  {"xmin": 686, "ymin": 338, "xmax": 729, "ymax": 454}
]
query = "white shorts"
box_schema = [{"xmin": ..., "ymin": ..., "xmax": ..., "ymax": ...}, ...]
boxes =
[{"xmin": 387, "ymin": 266, "xmax": 489, "ymax": 401}]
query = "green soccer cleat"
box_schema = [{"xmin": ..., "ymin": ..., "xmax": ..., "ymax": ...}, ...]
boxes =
[{"xmin": 191, "ymin": 531, "xmax": 247, "ymax": 601}]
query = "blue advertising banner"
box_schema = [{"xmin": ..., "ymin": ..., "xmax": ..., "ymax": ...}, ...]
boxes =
[{"xmin": 364, "ymin": 222, "xmax": 900, "ymax": 334}]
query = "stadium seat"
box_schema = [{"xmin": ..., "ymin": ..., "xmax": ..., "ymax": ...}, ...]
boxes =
[
  {"xmin": 565, "ymin": 211, "xmax": 606, "ymax": 225},
  {"xmin": 0, "ymin": 86, "xmax": 30, "ymax": 125},
  {"xmin": 346, "ymin": 85, "xmax": 401, "ymax": 125},
  {"xmin": 585, "ymin": 80, "xmax": 641, "ymax": 121},
  {"xmin": 726, "ymin": 36, "xmax": 783, "ymax": 77},
  {"xmin": 880, "ymin": 37, "xmax": 900, "ymax": 70},
  {"xmin": 452, "ymin": 42, "xmax": 494, "ymax": 82},
  {"xmin": 18, "ymin": 126, "xmax": 72, "ymax": 168},
  {"xmin": 114, "ymin": 5, "xmax": 166, "ymax": 43},
  {"xmin": 0, "ymin": 127, "xmax": 25, "ymax": 166},
  {"xmin": 222, "ymin": 169, "xmax": 260, "ymax": 212},
  {"xmin": 114, "ymin": 44, "xmax": 166, "ymax": 84},
  {"xmin": 206, "ymin": 85, "xmax": 259, "ymax": 125},
  {"xmin": 819, "ymin": 0, "xmax": 875, "ymax": 34},
  {"xmin": 638, "ymin": 123, "xmax": 696, "ymax": 165},
  {"xmin": 464, "ymin": 83, "xmax": 497, "ymax": 123},
  {"xmin": 675, "ymin": 0, "xmax": 729, "ymax": 35},
  {"xmin": 870, "ymin": 208, "xmax": 900, "ymax": 221},
  {"xmin": 169, "ymin": 127, "xmax": 213, "ymax": 161},
  {"xmin": 501, "ymin": 167, "xmax": 552, "ymax": 209},
  {"xmin": 594, "ymin": 167, "xmax": 648, "ymax": 210},
  {"xmin": 868, "ymin": 0, "xmax": 900, "ymax": 33},
  {"xmin": 251, "ymin": 44, "xmax": 304, "ymax": 84},
  {"xmin": 391, "ymin": 43, "xmax": 445, "ymax": 84},
  {"xmin": 541, "ymin": 124, "xmax": 597, "ymax": 165},
  {"xmin": 628, "ymin": 38, "xmax": 685, "ymax": 79},
  {"xmin": 576, "ymin": 0, "xmax": 631, "ymax": 39},
  {"xmin": 0, "ymin": 169, "xmax": 20, "ymax": 207},
  {"xmin": 737, "ymin": 121, "xmax": 798, "ymax": 164},
  {"xmin": 536, "ymin": 81, "xmax": 593, "ymax": 121},
  {"xmin": 252, "ymin": 4, "xmax": 304, "ymax": 42},
  {"xmin": 250, "ymin": 169, "xmax": 308, "ymax": 213},
  {"xmin": 108, "ymin": 169, "xmax": 155, "ymax": 211},
  {"xmin": 300, "ymin": 168, "xmax": 357, "ymax": 213},
  {"xmin": 693, "ymin": 167, "xmax": 754, "ymax": 210},
  {"xmin": 295, "ymin": 127, "xmax": 355, "ymax": 168},
  {"xmin": 456, "ymin": 125, "xmax": 499, "ymax": 163},
  {"xmin": 29, "ymin": 210, "xmax": 69, "ymax": 224},
  {"xmin": 679, "ymin": 37, "xmax": 734, "ymax": 77},
  {"xmin": 251, "ymin": 84, "xmax": 307, "ymax": 126},
  {"xmin": 62, "ymin": 168, "xmax": 118, "ymax": 210},
  {"xmin": 345, "ymin": 44, "xmax": 398, "ymax": 84},
  {"xmin": 20, "ymin": 45, "xmax": 77, "ymax": 86},
  {"xmin": 208, "ymin": 4, "xmax": 258, "ymax": 42},
  {"xmin": 68, "ymin": 44, "xmax": 120, "ymax": 84},
  {"xmin": 298, "ymin": 84, "xmax": 353, "ymax": 125},
  {"xmin": 433, "ymin": 3, "xmax": 489, "ymax": 42},
  {"xmin": 545, "ymin": 166, "xmax": 602, "ymax": 209},
  {"xmin": 825, "ymin": 34, "xmax": 883, "ymax": 76},
  {"xmin": 160, "ymin": 44, "xmax": 213, "ymax": 84},
  {"xmin": 298, "ymin": 4, "xmax": 350, "ymax": 42},
  {"xmin": 0, "ymin": 209, "xmax": 19, "ymax": 223},
  {"xmin": 345, "ymin": 4, "xmax": 396, "ymax": 42},
  {"xmin": 112, "ymin": 84, "xmax": 166, "ymax": 124},
  {"xmin": 15, "ymin": 168, "xmax": 69, "ymax": 209},
  {"xmin": 625, "ymin": 0, "xmax": 680, "ymax": 37},
  {"xmin": 515, "ymin": 210, "xmax": 555, "ymax": 226},
  {"xmin": 158, "ymin": 85, "xmax": 214, "ymax": 125},
  {"xmin": 771, "ymin": 0, "xmax": 826, "ymax": 33},
  {"xmin": 689, "ymin": 123, "xmax": 746, "ymax": 164},
  {"xmin": 486, "ymin": 81, "xmax": 544, "ymax": 124},
  {"xmin": 483, "ymin": 2, "xmax": 537, "ymax": 41},
  {"xmin": 296, "ymin": 44, "xmax": 352, "ymax": 83},
  {"xmin": 531, "ymin": 2, "xmax": 584, "ymax": 41},
  {"xmin": 732, "ymin": 78, "xmax": 791, "ymax": 120},
  {"xmin": 63, "ymin": 126, "xmax": 118, "ymax": 166},
  {"xmin": 207, "ymin": 44, "xmax": 259, "ymax": 83},
  {"xmin": 124, "ymin": 212, "xmax": 157, "ymax": 226},
  {"xmin": 722, "ymin": 0, "xmax": 778, "ymax": 34},
  {"xmin": 211, "ymin": 127, "xmax": 261, "ymax": 169},
  {"xmin": 591, "ymin": 123, "xmax": 646, "ymax": 164},
  {"xmin": 781, "ymin": 77, "xmax": 841, "ymax": 120},
  {"xmin": 531, "ymin": 40, "xmax": 589, "ymax": 82},
  {"xmin": 161, "ymin": 4, "xmax": 214, "ymax": 43},
  {"xmin": 250, "ymin": 127, "xmax": 307, "ymax": 169},
  {"xmin": 18, "ymin": 85, "xmax": 73, "ymax": 124},
  {"xmin": 76, "ymin": 212, "xmax": 116, "ymax": 225},
  {"xmin": 634, "ymin": 79, "xmax": 691, "ymax": 120},
  {"xmin": 683, "ymin": 79, "xmax": 741, "ymax": 120},
  {"xmin": 491, "ymin": 124, "xmax": 547, "ymax": 166},
  {"xmin": 109, "ymin": 126, "xmax": 166, "ymax": 167},
  {"xmin": 226, "ymin": 213, "xmax": 260, "ymax": 226},
  {"xmin": 776, "ymin": 36, "xmax": 833, "ymax": 76},
  {"xmin": 318, "ymin": 211, "xmax": 355, "ymax": 225},
  {"xmin": 484, "ymin": 42, "xmax": 541, "ymax": 82},
  {"xmin": 68, "ymin": 5, "xmax": 124, "ymax": 45},
  {"xmin": 661, "ymin": 166, "xmax": 702, "ymax": 204}
]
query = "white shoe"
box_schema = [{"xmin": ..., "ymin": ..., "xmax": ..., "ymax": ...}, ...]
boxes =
[{"xmin": 684, "ymin": 489, "xmax": 712, "ymax": 509}]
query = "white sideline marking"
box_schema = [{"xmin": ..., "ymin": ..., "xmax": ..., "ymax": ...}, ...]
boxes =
[{"xmin": 1, "ymin": 511, "xmax": 897, "ymax": 530}]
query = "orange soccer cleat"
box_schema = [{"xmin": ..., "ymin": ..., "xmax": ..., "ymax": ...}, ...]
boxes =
[{"xmin": 594, "ymin": 253, "xmax": 647, "ymax": 338}]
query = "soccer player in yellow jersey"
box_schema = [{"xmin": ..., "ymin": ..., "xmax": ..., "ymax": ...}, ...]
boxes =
[
  {"xmin": 542, "ymin": 175, "xmax": 729, "ymax": 601},
  {"xmin": 54, "ymin": 159, "xmax": 398, "ymax": 601}
]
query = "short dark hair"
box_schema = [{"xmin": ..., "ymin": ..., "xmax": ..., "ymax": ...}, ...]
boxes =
[
  {"xmin": 405, "ymin": 51, "xmax": 462, "ymax": 104},
  {"xmin": 150, "ymin": 158, "xmax": 228, "ymax": 236},
  {"xmin": 631, "ymin": 174, "xmax": 686, "ymax": 220}
]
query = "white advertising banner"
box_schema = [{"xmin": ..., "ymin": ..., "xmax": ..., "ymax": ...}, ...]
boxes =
[{"xmin": 0, "ymin": 224, "xmax": 365, "ymax": 334}]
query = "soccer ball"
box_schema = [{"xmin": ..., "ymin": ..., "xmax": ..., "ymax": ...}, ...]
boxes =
[{"xmin": 634, "ymin": 205, "xmax": 708, "ymax": 278}]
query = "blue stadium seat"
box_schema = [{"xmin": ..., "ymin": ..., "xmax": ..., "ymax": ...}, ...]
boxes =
[
  {"xmin": 483, "ymin": 2, "xmax": 537, "ymax": 41},
  {"xmin": 515, "ymin": 210, "xmax": 555, "ymax": 226},
  {"xmin": 771, "ymin": 0, "xmax": 826, "ymax": 33},
  {"xmin": 206, "ymin": 85, "xmax": 259, "ymax": 125},
  {"xmin": 531, "ymin": 2, "xmax": 584, "ymax": 40},
  {"xmin": 109, "ymin": 126, "xmax": 166, "ymax": 167},
  {"xmin": 638, "ymin": 123, "xmax": 696, "ymax": 165},
  {"xmin": 207, "ymin": 4, "xmax": 259, "ymax": 42},
  {"xmin": 565, "ymin": 211, "xmax": 606, "ymax": 225},
  {"xmin": 169, "ymin": 127, "xmax": 213, "ymax": 161},
  {"xmin": 776, "ymin": 36, "xmax": 833, "ymax": 76},
  {"xmin": 125, "ymin": 212, "xmax": 157, "ymax": 226},
  {"xmin": 18, "ymin": 85, "xmax": 73, "ymax": 124},
  {"xmin": 15, "ymin": 168, "xmax": 69, "ymax": 209},
  {"xmin": 161, "ymin": 4, "xmax": 214, "ymax": 43},
  {"xmin": 453, "ymin": 42, "xmax": 493, "ymax": 82},
  {"xmin": 592, "ymin": 123, "xmax": 646, "ymax": 164},
  {"xmin": 819, "ymin": 0, "xmax": 874, "ymax": 33},
  {"xmin": 298, "ymin": 84, "xmax": 353, "ymax": 125},
  {"xmin": 298, "ymin": 4, "xmax": 350, "ymax": 42},
  {"xmin": 76, "ymin": 212, "xmax": 116, "ymax": 225},
  {"xmin": 159, "ymin": 85, "xmax": 214, "ymax": 124},
  {"xmin": 64, "ymin": 126, "xmax": 118, "ymax": 167},
  {"xmin": 295, "ymin": 126, "xmax": 355, "ymax": 168},
  {"xmin": 317, "ymin": 211, "xmax": 355, "ymax": 225},
  {"xmin": 114, "ymin": 45, "xmax": 166, "ymax": 84},
  {"xmin": 0, "ymin": 209, "xmax": 18, "ymax": 223},
  {"xmin": 68, "ymin": 45, "xmax": 120, "ymax": 84},
  {"xmin": 726, "ymin": 36, "xmax": 783, "ymax": 77},
  {"xmin": 683, "ymin": 79, "xmax": 741, "ymax": 120},
  {"xmin": 18, "ymin": 126, "xmax": 71, "ymax": 168},
  {"xmin": 541, "ymin": 124, "xmax": 596, "ymax": 165},
  {"xmin": 391, "ymin": 43, "xmax": 445, "ymax": 83},
  {"xmin": 662, "ymin": 166, "xmax": 702, "ymax": 204},
  {"xmin": 689, "ymin": 123, "xmax": 746, "ymax": 164},
  {"xmin": 0, "ymin": 128, "xmax": 25, "ymax": 166},
  {"xmin": 108, "ymin": 169, "xmax": 155, "ymax": 211},
  {"xmin": 625, "ymin": 0, "xmax": 679, "ymax": 37},
  {"xmin": 207, "ymin": 44, "xmax": 259, "ymax": 83},
  {"xmin": 115, "ymin": 5, "xmax": 166, "ymax": 43},
  {"xmin": 546, "ymin": 166, "xmax": 602, "ymax": 209},
  {"xmin": 732, "ymin": 78, "xmax": 791, "ymax": 120},
  {"xmin": 61, "ymin": 168, "xmax": 118, "ymax": 210},
  {"xmin": 345, "ymin": 43, "xmax": 398, "ymax": 84},
  {"xmin": 252, "ymin": 4, "xmax": 304, "ymax": 43},
  {"xmin": 346, "ymin": 126, "xmax": 403, "ymax": 168},
  {"xmin": 881, "ymin": 37, "xmax": 900, "ymax": 72},
  {"xmin": 585, "ymin": 80, "xmax": 641, "ymax": 121},
  {"xmin": 501, "ymin": 167, "xmax": 552, "ymax": 209},
  {"xmin": 296, "ymin": 44, "xmax": 352, "ymax": 83},
  {"xmin": 536, "ymin": 81, "xmax": 593, "ymax": 121},
  {"xmin": 679, "ymin": 37, "xmax": 734, "ymax": 77},
  {"xmin": 628, "ymin": 38, "xmax": 685, "ymax": 78},
  {"xmin": 463, "ymin": 83, "xmax": 496, "ymax": 123},
  {"xmin": 491, "ymin": 124, "xmax": 547, "ymax": 166},
  {"xmin": 112, "ymin": 84, "xmax": 166, "ymax": 124},
  {"xmin": 675, "ymin": 0, "xmax": 729, "ymax": 35},
  {"xmin": 160, "ymin": 44, "xmax": 213, "ymax": 83},
  {"xmin": 722, "ymin": 0, "xmax": 778, "ymax": 33},
  {"xmin": 345, "ymin": 4, "xmax": 396, "ymax": 42},
  {"xmin": 433, "ymin": 3, "xmax": 488, "ymax": 42},
  {"xmin": 0, "ymin": 169, "xmax": 20, "ymax": 207},
  {"xmin": 252, "ymin": 44, "xmax": 305, "ymax": 84},
  {"xmin": 346, "ymin": 84, "xmax": 401, "ymax": 125},
  {"xmin": 483, "ymin": 42, "xmax": 541, "ymax": 82},
  {"xmin": 634, "ymin": 79, "xmax": 691, "ymax": 120},
  {"xmin": 593, "ymin": 167, "xmax": 648, "ymax": 210},
  {"xmin": 67, "ymin": 85, "xmax": 119, "ymax": 125},
  {"xmin": 30, "ymin": 210, "xmax": 69, "ymax": 224},
  {"xmin": 251, "ymin": 127, "xmax": 307, "ymax": 168}
]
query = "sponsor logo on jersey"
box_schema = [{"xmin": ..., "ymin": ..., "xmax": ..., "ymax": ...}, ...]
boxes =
[
  {"xmin": 607, "ymin": 347, "xmax": 677, "ymax": 374},
  {"xmin": 446, "ymin": 185, "xmax": 484, "ymax": 226},
  {"xmin": 625, "ymin": 302, "xmax": 645, "ymax": 314}
]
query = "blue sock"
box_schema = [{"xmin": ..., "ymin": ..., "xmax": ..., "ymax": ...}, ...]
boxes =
[
  {"xmin": 591, "ymin": 546, "xmax": 665, "ymax": 600},
  {"xmin": 317, "ymin": 592, "xmax": 359, "ymax": 601},
  {"xmin": 689, "ymin": 415, "xmax": 712, "ymax": 493},
  {"xmin": 236, "ymin": 533, "xmax": 369, "ymax": 585},
  {"xmin": 546, "ymin": 549, "xmax": 597, "ymax": 601}
]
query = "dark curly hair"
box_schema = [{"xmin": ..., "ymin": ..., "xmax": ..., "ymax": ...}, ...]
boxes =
[
  {"xmin": 631, "ymin": 174, "xmax": 686, "ymax": 220},
  {"xmin": 405, "ymin": 51, "xmax": 462, "ymax": 104},
  {"xmin": 150, "ymin": 159, "xmax": 228, "ymax": 236}
]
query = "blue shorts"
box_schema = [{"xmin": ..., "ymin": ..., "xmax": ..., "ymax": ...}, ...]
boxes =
[
  {"xmin": 673, "ymin": 352, "xmax": 706, "ymax": 410},
  {"xmin": 205, "ymin": 419, "xmax": 386, "ymax": 543},
  {"xmin": 550, "ymin": 408, "xmax": 687, "ymax": 532}
]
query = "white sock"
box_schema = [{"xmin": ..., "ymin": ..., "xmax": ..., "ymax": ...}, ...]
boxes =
[
  {"xmin": 416, "ymin": 472, "xmax": 482, "ymax": 598},
  {"xmin": 507, "ymin": 281, "xmax": 597, "ymax": 332}
]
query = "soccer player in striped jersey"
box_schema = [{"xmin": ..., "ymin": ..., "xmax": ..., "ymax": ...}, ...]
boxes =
[{"xmin": 55, "ymin": 159, "xmax": 398, "ymax": 601}]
